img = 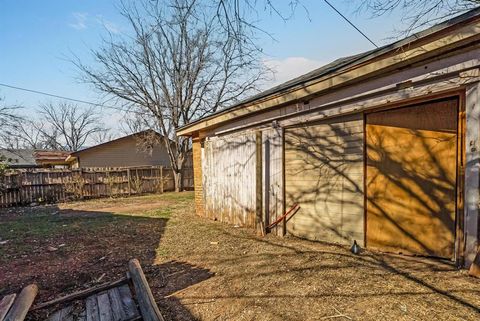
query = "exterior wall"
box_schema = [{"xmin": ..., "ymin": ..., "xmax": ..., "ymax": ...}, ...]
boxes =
[
  {"xmin": 196, "ymin": 46, "xmax": 480, "ymax": 265},
  {"xmin": 262, "ymin": 127, "xmax": 284, "ymax": 236},
  {"xmin": 192, "ymin": 137, "xmax": 204, "ymax": 216},
  {"xmin": 202, "ymin": 131, "xmax": 257, "ymax": 227},
  {"xmin": 76, "ymin": 136, "xmax": 171, "ymax": 168},
  {"xmin": 284, "ymin": 114, "xmax": 364, "ymax": 245}
]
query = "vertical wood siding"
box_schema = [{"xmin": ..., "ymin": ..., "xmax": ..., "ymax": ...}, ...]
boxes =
[
  {"xmin": 284, "ymin": 114, "xmax": 365, "ymax": 245},
  {"xmin": 202, "ymin": 131, "xmax": 257, "ymax": 227},
  {"xmin": 262, "ymin": 128, "xmax": 284, "ymax": 236}
]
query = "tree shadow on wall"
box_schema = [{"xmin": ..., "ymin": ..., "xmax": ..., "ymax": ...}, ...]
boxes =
[{"xmin": 284, "ymin": 98, "xmax": 458, "ymax": 258}]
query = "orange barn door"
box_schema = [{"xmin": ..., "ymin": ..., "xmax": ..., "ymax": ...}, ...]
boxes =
[{"xmin": 366, "ymin": 98, "xmax": 458, "ymax": 259}]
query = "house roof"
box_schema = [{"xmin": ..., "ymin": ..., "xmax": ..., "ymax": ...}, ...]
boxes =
[
  {"xmin": 177, "ymin": 6, "xmax": 480, "ymax": 136},
  {"xmin": 0, "ymin": 149, "xmax": 70, "ymax": 167},
  {"xmin": 34, "ymin": 150, "xmax": 71, "ymax": 164},
  {"xmin": 0, "ymin": 149, "xmax": 37, "ymax": 167},
  {"xmin": 70, "ymin": 129, "xmax": 165, "ymax": 157}
]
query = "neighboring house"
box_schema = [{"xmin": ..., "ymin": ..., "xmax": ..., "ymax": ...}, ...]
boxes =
[
  {"xmin": 67, "ymin": 130, "xmax": 174, "ymax": 168},
  {"xmin": 34, "ymin": 150, "xmax": 71, "ymax": 168},
  {"xmin": 0, "ymin": 149, "xmax": 70, "ymax": 168},
  {"xmin": 178, "ymin": 8, "xmax": 480, "ymax": 268}
]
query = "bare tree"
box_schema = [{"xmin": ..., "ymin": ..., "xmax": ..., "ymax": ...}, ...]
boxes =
[
  {"xmin": 0, "ymin": 97, "xmax": 23, "ymax": 193},
  {"xmin": 0, "ymin": 97, "xmax": 23, "ymax": 149},
  {"xmin": 2, "ymin": 118, "xmax": 46, "ymax": 150},
  {"xmin": 76, "ymin": 0, "xmax": 267, "ymax": 191},
  {"xmin": 91, "ymin": 129, "xmax": 115, "ymax": 145},
  {"xmin": 120, "ymin": 112, "xmax": 159, "ymax": 136},
  {"xmin": 358, "ymin": 0, "xmax": 480, "ymax": 34},
  {"xmin": 38, "ymin": 102, "xmax": 105, "ymax": 151}
]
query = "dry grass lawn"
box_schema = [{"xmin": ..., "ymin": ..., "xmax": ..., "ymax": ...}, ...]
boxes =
[{"xmin": 0, "ymin": 192, "xmax": 479, "ymax": 320}]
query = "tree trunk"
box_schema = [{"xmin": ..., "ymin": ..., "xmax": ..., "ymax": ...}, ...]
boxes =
[
  {"xmin": 173, "ymin": 151, "xmax": 186, "ymax": 192},
  {"xmin": 173, "ymin": 170, "xmax": 182, "ymax": 192}
]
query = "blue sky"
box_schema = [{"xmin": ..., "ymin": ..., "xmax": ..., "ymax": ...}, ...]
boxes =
[{"xmin": 0, "ymin": 0, "xmax": 408, "ymax": 134}]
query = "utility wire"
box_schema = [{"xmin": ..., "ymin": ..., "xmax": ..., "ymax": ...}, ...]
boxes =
[
  {"xmin": 0, "ymin": 82, "xmax": 142, "ymax": 114},
  {"xmin": 323, "ymin": 0, "xmax": 378, "ymax": 48}
]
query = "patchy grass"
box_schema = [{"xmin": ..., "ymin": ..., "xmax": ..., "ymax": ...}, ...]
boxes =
[
  {"xmin": 0, "ymin": 192, "xmax": 192, "ymax": 307},
  {"xmin": 1, "ymin": 192, "xmax": 479, "ymax": 321}
]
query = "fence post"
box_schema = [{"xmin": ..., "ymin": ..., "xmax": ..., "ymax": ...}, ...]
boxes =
[
  {"xmin": 80, "ymin": 168, "xmax": 85, "ymax": 199},
  {"xmin": 22, "ymin": 171, "xmax": 27, "ymax": 205},
  {"xmin": 107, "ymin": 169, "xmax": 111, "ymax": 197},
  {"xmin": 160, "ymin": 166, "xmax": 164, "ymax": 194},
  {"xmin": 127, "ymin": 168, "xmax": 131, "ymax": 195}
]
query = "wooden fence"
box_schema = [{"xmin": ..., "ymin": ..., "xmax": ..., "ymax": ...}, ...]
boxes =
[{"xmin": 0, "ymin": 166, "xmax": 193, "ymax": 208}]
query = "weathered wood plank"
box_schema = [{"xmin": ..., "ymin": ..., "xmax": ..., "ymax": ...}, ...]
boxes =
[
  {"xmin": 77, "ymin": 309, "xmax": 87, "ymax": 321},
  {"xmin": 97, "ymin": 292, "xmax": 113, "ymax": 321},
  {"xmin": 117, "ymin": 285, "xmax": 138, "ymax": 319},
  {"xmin": 48, "ymin": 306, "xmax": 73, "ymax": 321},
  {"xmin": 4, "ymin": 284, "xmax": 38, "ymax": 321},
  {"xmin": 47, "ymin": 309, "xmax": 62, "ymax": 321},
  {"xmin": 128, "ymin": 259, "xmax": 165, "ymax": 321},
  {"xmin": 33, "ymin": 278, "xmax": 129, "ymax": 311},
  {"xmin": 85, "ymin": 296, "xmax": 100, "ymax": 321},
  {"xmin": 0, "ymin": 294, "xmax": 16, "ymax": 321},
  {"xmin": 202, "ymin": 131, "xmax": 257, "ymax": 227},
  {"xmin": 107, "ymin": 288, "xmax": 126, "ymax": 321}
]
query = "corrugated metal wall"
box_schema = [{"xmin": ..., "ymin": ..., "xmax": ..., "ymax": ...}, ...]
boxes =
[
  {"xmin": 284, "ymin": 114, "xmax": 365, "ymax": 245},
  {"xmin": 202, "ymin": 131, "xmax": 257, "ymax": 227}
]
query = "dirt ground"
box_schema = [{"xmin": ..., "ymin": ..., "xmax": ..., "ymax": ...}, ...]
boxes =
[{"xmin": 1, "ymin": 193, "xmax": 479, "ymax": 321}]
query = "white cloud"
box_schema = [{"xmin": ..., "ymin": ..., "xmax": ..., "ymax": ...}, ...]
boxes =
[
  {"xmin": 263, "ymin": 57, "xmax": 326, "ymax": 88},
  {"xmin": 69, "ymin": 12, "xmax": 88, "ymax": 30}
]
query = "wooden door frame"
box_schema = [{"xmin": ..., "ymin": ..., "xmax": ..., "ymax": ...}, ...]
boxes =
[{"xmin": 362, "ymin": 89, "xmax": 466, "ymax": 266}]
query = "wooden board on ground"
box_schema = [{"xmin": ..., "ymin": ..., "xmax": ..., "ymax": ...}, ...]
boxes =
[
  {"xmin": 48, "ymin": 306, "xmax": 73, "ymax": 321},
  {"xmin": 85, "ymin": 295, "xmax": 100, "ymax": 321},
  {"xmin": 38, "ymin": 259, "xmax": 157, "ymax": 321},
  {"xmin": 0, "ymin": 295, "xmax": 16, "ymax": 321},
  {"xmin": 3, "ymin": 284, "xmax": 38, "ymax": 321},
  {"xmin": 128, "ymin": 259, "xmax": 165, "ymax": 321},
  {"xmin": 116, "ymin": 285, "xmax": 139, "ymax": 319},
  {"xmin": 84, "ymin": 289, "xmax": 140, "ymax": 321}
]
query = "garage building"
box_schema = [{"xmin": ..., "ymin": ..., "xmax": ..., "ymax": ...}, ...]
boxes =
[{"xmin": 178, "ymin": 8, "xmax": 480, "ymax": 267}]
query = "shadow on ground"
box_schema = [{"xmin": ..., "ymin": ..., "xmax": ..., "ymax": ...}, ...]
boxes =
[{"xmin": 0, "ymin": 193, "xmax": 209, "ymax": 321}]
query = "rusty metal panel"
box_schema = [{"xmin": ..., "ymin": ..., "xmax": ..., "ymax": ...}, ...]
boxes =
[
  {"xmin": 285, "ymin": 114, "xmax": 365, "ymax": 245},
  {"xmin": 366, "ymin": 98, "xmax": 458, "ymax": 258}
]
